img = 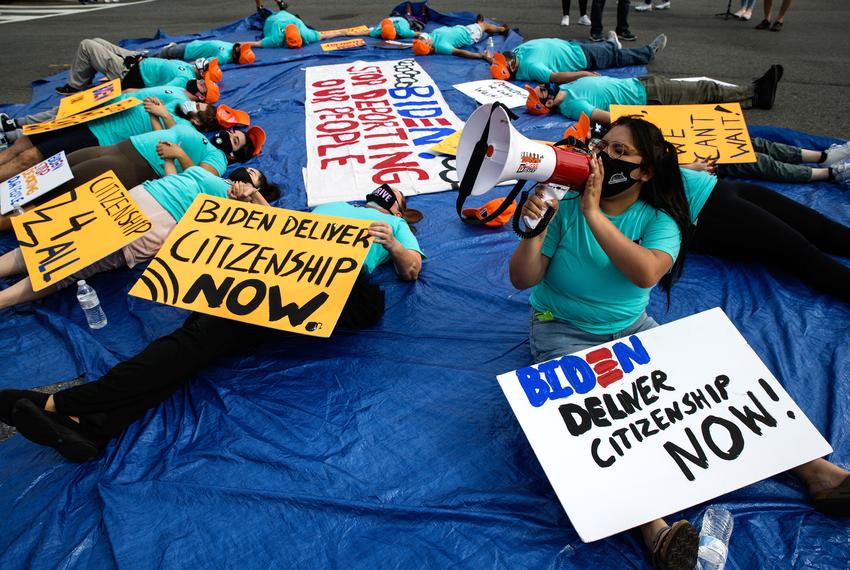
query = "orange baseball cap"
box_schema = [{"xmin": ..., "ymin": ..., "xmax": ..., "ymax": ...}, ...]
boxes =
[
  {"xmin": 285, "ymin": 24, "xmax": 303, "ymax": 48},
  {"xmin": 246, "ymin": 125, "xmax": 266, "ymax": 156},
  {"xmin": 380, "ymin": 18, "xmax": 397, "ymax": 40},
  {"xmin": 524, "ymin": 85, "xmax": 550, "ymax": 115},
  {"xmin": 216, "ymin": 105, "xmax": 251, "ymax": 128},
  {"xmin": 205, "ymin": 58, "xmax": 223, "ymax": 83},
  {"xmin": 203, "ymin": 78, "xmax": 220, "ymax": 104},
  {"xmin": 236, "ymin": 44, "xmax": 256, "ymax": 65},
  {"xmin": 412, "ymin": 39, "xmax": 432, "ymax": 56},
  {"xmin": 462, "ymin": 197, "xmax": 517, "ymax": 227},
  {"xmin": 490, "ymin": 52, "xmax": 510, "ymax": 80}
]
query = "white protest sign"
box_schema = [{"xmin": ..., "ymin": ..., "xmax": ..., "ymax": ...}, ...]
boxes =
[
  {"xmin": 453, "ymin": 79, "xmax": 529, "ymax": 109},
  {"xmin": 0, "ymin": 152, "xmax": 73, "ymax": 215},
  {"xmin": 497, "ymin": 308, "xmax": 832, "ymax": 542},
  {"xmin": 304, "ymin": 59, "xmax": 464, "ymax": 207}
]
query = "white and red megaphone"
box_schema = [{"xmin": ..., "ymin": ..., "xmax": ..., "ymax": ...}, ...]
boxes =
[{"xmin": 456, "ymin": 104, "xmax": 592, "ymax": 230}]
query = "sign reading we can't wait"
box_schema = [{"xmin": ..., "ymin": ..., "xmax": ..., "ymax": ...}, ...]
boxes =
[{"xmin": 129, "ymin": 195, "xmax": 372, "ymax": 337}]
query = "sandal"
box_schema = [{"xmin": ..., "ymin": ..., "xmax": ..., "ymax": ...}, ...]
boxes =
[
  {"xmin": 812, "ymin": 476, "xmax": 850, "ymax": 517},
  {"xmin": 754, "ymin": 19, "xmax": 771, "ymax": 29},
  {"xmin": 650, "ymin": 520, "xmax": 698, "ymax": 570},
  {"xmin": 770, "ymin": 20, "xmax": 783, "ymax": 31}
]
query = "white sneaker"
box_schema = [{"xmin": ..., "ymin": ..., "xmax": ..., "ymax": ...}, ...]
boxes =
[
  {"xmin": 655, "ymin": 1, "xmax": 671, "ymax": 9},
  {"xmin": 635, "ymin": 2, "xmax": 653, "ymax": 11},
  {"xmin": 833, "ymin": 161, "xmax": 850, "ymax": 185},
  {"xmin": 605, "ymin": 30, "xmax": 622, "ymax": 49},
  {"xmin": 578, "ymin": 15, "xmax": 592, "ymax": 25},
  {"xmin": 823, "ymin": 141, "xmax": 850, "ymax": 167},
  {"xmin": 561, "ymin": 15, "xmax": 570, "ymax": 26}
]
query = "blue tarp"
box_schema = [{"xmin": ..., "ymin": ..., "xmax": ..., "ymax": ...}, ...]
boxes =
[{"xmin": 1, "ymin": 7, "xmax": 848, "ymax": 569}]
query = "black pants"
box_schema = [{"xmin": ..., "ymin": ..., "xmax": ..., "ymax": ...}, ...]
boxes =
[
  {"xmin": 693, "ymin": 180, "xmax": 850, "ymax": 302},
  {"xmin": 51, "ymin": 274, "xmax": 385, "ymax": 443},
  {"xmin": 591, "ymin": 0, "xmax": 631, "ymax": 36},
  {"xmin": 563, "ymin": 0, "xmax": 589, "ymax": 15}
]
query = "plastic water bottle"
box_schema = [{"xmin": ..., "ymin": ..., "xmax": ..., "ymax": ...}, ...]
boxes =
[
  {"xmin": 486, "ymin": 36, "xmax": 495, "ymax": 56},
  {"xmin": 76, "ymin": 280, "xmax": 107, "ymax": 330},
  {"xmin": 696, "ymin": 507, "xmax": 733, "ymax": 570}
]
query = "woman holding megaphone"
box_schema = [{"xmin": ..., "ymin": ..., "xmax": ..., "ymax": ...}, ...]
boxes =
[{"xmin": 509, "ymin": 116, "xmax": 850, "ymax": 568}]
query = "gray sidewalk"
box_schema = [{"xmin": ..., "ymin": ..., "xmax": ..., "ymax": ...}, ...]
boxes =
[{"xmin": 1, "ymin": 0, "xmax": 847, "ymax": 138}]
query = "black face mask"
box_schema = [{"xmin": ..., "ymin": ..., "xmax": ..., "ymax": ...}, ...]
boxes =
[
  {"xmin": 210, "ymin": 130, "xmax": 233, "ymax": 154},
  {"xmin": 598, "ymin": 152, "xmax": 641, "ymax": 198},
  {"xmin": 185, "ymin": 80, "xmax": 201, "ymax": 97},
  {"xmin": 229, "ymin": 167, "xmax": 254, "ymax": 186},
  {"xmin": 365, "ymin": 184, "xmax": 398, "ymax": 212}
]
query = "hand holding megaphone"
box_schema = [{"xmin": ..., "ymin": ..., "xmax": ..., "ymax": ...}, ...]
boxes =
[{"xmin": 522, "ymin": 183, "xmax": 568, "ymax": 230}]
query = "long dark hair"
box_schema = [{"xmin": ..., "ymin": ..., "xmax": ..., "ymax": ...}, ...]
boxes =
[{"xmin": 610, "ymin": 116, "xmax": 691, "ymax": 300}]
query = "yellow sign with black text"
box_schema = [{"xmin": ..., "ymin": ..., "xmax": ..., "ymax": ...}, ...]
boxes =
[
  {"xmin": 320, "ymin": 38, "xmax": 366, "ymax": 52},
  {"xmin": 321, "ymin": 25, "xmax": 370, "ymax": 36},
  {"xmin": 610, "ymin": 103, "xmax": 755, "ymax": 164},
  {"xmin": 11, "ymin": 171, "xmax": 151, "ymax": 291},
  {"xmin": 22, "ymin": 97, "xmax": 142, "ymax": 136},
  {"xmin": 56, "ymin": 79, "xmax": 122, "ymax": 119},
  {"xmin": 128, "ymin": 195, "xmax": 373, "ymax": 337}
]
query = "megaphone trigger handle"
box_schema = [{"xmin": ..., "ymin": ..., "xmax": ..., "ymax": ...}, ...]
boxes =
[{"xmin": 513, "ymin": 190, "xmax": 556, "ymax": 239}]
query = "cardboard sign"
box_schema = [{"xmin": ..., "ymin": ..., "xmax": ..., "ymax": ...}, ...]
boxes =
[
  {"xmin": 321, "ymin": 25, "xmax": 370, "ymax": 36},
  {"xmin": 0, "ymin": 151, "xmax": 73, "ymax": 215},
  {"xmin": 321, "ymin": 38, "xmax": 366, "ymax": 52},
  {"xmin": 11, "ymin": 171, "xmax": 151, "ymax": 291},
  {"xmin": 304, "ymin": 59, "xmax": 464, "ymax": 206},
  {"xmin": 453, "ymin": 79, "xmax": 529, "ymax": 109},
  {"xmin": 128, "ymin": 195, "xmax": 372, "ymax": 337},
  {"xmin": 22, "ymin": 97, "xmax": 142, "ymax": 136},
  {"xmin": 497, "ymin": 308, "xmax": 832, "ymax": 542},
  {"xmin": 609, "ymin": 103, "xmax": 755, "ymax": 164},
  {"xmin": 376, "ymin": 40, "xmax": 414, "ymax": 50},
  {"xmin": 56, "ymin": 79, "xmax": 122, "ymax": 119}
]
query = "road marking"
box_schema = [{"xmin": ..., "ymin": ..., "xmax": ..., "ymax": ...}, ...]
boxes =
[{"xmin": 0, "ymin": 0, "xmax": 159, "ymax": 25}]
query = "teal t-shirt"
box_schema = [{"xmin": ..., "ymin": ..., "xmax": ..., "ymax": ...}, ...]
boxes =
[
  {"xmin": 680, "ymin": 168, "xmax": 718, "ymax": 223},
  {"xmin": 310, "ymin": 202, "xmax": 423, "ymax": 274},
  {"xmin": 139, "ymin": 58, "xmax": 195, "ymax": 88},
  {"xmin": 87, "ymin": 104, "xmax": 154, "ymax": 146},
  {"xmin": 262, "ymin": 10, "xmax": 321, "ymax": 48},
  {"xmin": 514, "ymin": 39, "xmax": 589, "ymax": 84},
  {"xmin": 142, "ymin": 166, "xmax": 231, "ymax": 221},
  {"xmin": 184, "ymin": 40, "xmax": 235, "ymax": 65},
  {"xmin": 368, "ymin": 17, "xmax": 416, "ymax": 39},
  {"xmin": 430, "ymin": 25, "xmax": 473, "ymax": 55},
  {"xmin": 558, "ymin": 76, "xmax": 647, "ymax": 120},
  {"xmin": 116, "ymin": 85, "xmax": 188, "ymax": 105},
  {"xmin": 529, "ymin": 197, "xmax": 681, "ymax": 334},
  {"xmin": 129, "ymin": 124, "xmax": 227, "ymax": 177}
]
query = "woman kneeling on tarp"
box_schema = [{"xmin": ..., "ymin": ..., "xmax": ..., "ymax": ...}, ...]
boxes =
[
  {"xmin": 508, "ymin": 116, "xmax": 849, "ymax": 570},
  {"xmin": 0, "ymin": 164, "xmax": 280, "ymax": 310}
]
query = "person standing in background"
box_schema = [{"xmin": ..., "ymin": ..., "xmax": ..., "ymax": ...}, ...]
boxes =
[
  {"xmin": 755, "ymin": 0, "xmax": 794, "ymax": 31},
  {"xmin": 734, "ymin": 0, "xmax": 756, "ymax": 21},
  {"xmin": 634, "ymin": 0, "xmax": 671, "ymax": 12},
  {"xmin": 561, "ymin": 0, "xmax": 591, "ymax": 26},
  {"xmin": 590, "ymin": 0, "xmax": 636, "ymax": 42}
]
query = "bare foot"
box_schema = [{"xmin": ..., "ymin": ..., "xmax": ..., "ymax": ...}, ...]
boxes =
[
  {"xmin": 44, "ymin": 394, "xmax": 80, "ymax": 423},
  {"xmin": 793, "ymin": 459, "xmax": 850, "ymax": 495}
]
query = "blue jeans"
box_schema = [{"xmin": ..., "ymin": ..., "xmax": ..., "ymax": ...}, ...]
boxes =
[
  {"xmin": 529, "ymin": 309, "xmax": 658, "ymax": 363},
  {"xmin": 579, "ymin": 42, "xmax": 654, "ymax": 70}
]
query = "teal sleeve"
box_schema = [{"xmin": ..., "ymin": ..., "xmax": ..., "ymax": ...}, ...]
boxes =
[
  {"xmin": 641, "ymin": 210, "xmax": 681, "ymax": 262},
  {"xmin": 302, "ymin": 27, "xmax": 321, "ymax": 44},
  {"xmin": 394, "ymin": 221, "xmax": 423, "ymax": 256},
  {"xmin": 540, "ymin": 207, "xmax": 565, "ymax": 258},
  {"xmin": 525, "ymin": 62, "xmax": 553, "ymax": 85},
  {"xmin": 200, "ymin": 149, "xmax": 227, "ymax": 176},
  {"xmin": 368, "ymin": 27, "xmax": 381, "ymax": 38},
  {"xmin": 433, "ymin": 41, "xmax": 454, "ymax": 56},
  {"xmin": 560, "ymin": 98, "xmax": 595, "ymax": 120}
]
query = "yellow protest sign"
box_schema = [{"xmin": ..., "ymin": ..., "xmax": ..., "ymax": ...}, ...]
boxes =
[
  {"xmin": 321, "ymin": 25, "xmax": 370, "ymax": 36},
  {"xmin": 56, "ymin": 79, "xmax": 122, "ymax": 119},
  {"xmin": 128, "ymin": 195, "xmax": 373, "ymax": 337},
  {"xmin": 11, "ymin": 171, "xmax": 152, "ymax": 291},
  {"xmin": 610, "ymin": 103, "xmax": 756, "ymax": 164},
  {"xmin": 22, "ymin": 97, "xmax": 142, "ymax": 136},
  {"xmin": 320, "ymin": 38, "xmax": 366, "ymax": 52},
  {"xmin": 430, "ymin": 129, "xmax": 554, "ymax": 156}
]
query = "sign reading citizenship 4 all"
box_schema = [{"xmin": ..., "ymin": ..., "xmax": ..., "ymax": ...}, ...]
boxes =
[
  {"xmin": 12, "ymin": 171, "xmax": 151, "ymax": 291},
  {"xmin": 496, "ymin": 308, "xmax": 831, "ymax": 542},
  {"xmin": 304, "ymin": 59, "xmax": 464, "ymax": 207},
  {"xmin": 129, "ymin": 195, "xmax": 372, "ymax": 338}
]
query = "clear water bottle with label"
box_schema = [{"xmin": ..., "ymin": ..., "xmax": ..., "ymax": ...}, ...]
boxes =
[
  {"xmin": 76, "ymin": 280, "xmax": 107, "ymax": 330},
  {"xmin": 696, "ymin": 507, "xmax": 733, "ymax": 570},
  {"xmin": 486, "ymin": 36, "xmax": 495, "ymax": 57}
]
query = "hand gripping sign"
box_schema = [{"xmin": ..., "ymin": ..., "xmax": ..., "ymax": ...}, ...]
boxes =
[
  {"xmin": 497, "ymin": 308, "xmax": 831, "ymax": 542},
  {"xmin": 129, "ymin": 195, "xmax": 372, "ymax": 338}
]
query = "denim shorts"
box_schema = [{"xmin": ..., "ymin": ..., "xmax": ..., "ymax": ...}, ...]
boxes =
[{"xmin": 528, "ymin": 309, "xmax": 658, "ymax": 363}]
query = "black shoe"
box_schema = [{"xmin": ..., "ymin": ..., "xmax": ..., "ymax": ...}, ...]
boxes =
[
  {"xmin": 275, "ymin": 0, "xmax": 288, "ymax": 10},
  {"xmin": 0, "ymin": 112, "xmax": 17, "ymax": 133},
  {"xmin": 55, "ymin": 83, "xmax": 81, "ymax": 95},
  {"xmin": 589, "ymin": 33, "xmax": 604, "ymax": 42},
  {"xmin": 0, "ymin": 389, "xmax": 48, "ymax": 426},
  {"xmin": 752, "ymin": 64, "xmax": 783, "ymax": 110},
  {"xmin": 754, "ymin": 18, "xmax": 771, "ymax": 29},
  {"xmin": 12, "ymin": 399, "xmax": 101, "ymax": 462},
  {"xmin": 617, "ymin": 30, "xmax": 638, "ymax": 41}
]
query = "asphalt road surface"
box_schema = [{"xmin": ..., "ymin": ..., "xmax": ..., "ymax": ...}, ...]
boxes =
[{"xmin": 0, "ymin": 0, "xmax": 847, "ymax": 137}]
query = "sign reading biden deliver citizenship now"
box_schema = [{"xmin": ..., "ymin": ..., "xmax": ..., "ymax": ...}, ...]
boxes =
[
  {"xmin": 497, "ymin": 308, "xmax": 831, "ymax": 542},
  {"xmin": 304, "ymin": 59, "xmax": 464, "ymax": 206},
  {"xmin": 129, "ymin": 195, "xmax": 372, "ymax": 338}
]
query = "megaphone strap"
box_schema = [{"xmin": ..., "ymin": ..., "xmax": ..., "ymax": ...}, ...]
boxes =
[{"xmin": 512, "ymin": 189, "xmax": 557, "ymax": 239}]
